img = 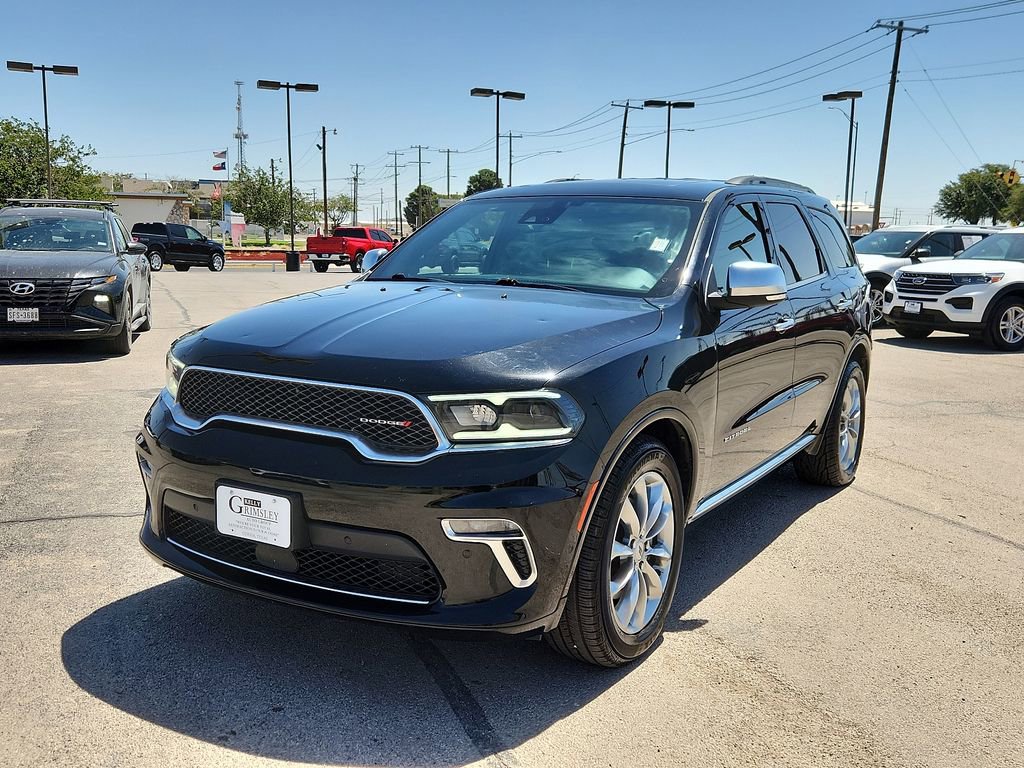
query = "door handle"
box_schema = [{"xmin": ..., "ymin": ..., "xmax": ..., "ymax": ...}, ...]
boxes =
[{"xmin": 774, "ymin": 316, "xmax": 795, "ymax": 332}]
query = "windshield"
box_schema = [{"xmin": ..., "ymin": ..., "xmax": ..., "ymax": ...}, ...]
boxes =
[
  {"xmin": 368, "ymin": 196, "xmax": 702, "ymax": 296},
  {"xmin": 853, "ymin": 229, "xmax": 926, "ymax": 257},
  {"xmin": 0, "ymin": 213, "xmax": 112, "ymax": 252},
  {"xmin": 955, "ymin": 233, "xmax": 1024, "ymax": 262}
]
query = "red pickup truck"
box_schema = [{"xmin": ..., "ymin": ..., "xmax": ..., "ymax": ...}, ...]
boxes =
[{"xmin": 305, "ymin": 226, "xmax": 396, "ymax": 272}]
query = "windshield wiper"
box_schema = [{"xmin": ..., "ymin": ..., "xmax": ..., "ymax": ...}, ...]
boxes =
[
  {"xmin": 378, "ymin": 273, "xmax": 453, "ymax": 283},
  {"xmin": 494, "ymin": 277, "xmax": 581, "ymax": 292}
]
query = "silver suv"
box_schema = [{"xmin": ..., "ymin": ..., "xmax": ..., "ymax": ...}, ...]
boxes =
[{"xmin": 854, "ymin": 225, "xmax": 994, "ymax": 325}]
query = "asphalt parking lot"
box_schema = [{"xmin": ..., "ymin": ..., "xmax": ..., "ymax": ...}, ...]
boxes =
[{"xmin": 1, "ymin": 270, "xmax": 1021, "ymax": 768}]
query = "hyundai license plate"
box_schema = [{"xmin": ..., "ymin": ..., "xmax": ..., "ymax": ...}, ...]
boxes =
[
  {"xmin": 216, "ymin": 485, "xmax": 291, "ymax": 547},
  {"xmin": 904, "ymin": 301, "xmax": 922, "ymax": 315},
  {"xmin": 7, "ymin": 308, "xmax": 39, "ymax": 323}
]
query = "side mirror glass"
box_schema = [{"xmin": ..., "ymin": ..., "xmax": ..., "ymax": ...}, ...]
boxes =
[
  {"xmin": 126, "ymin": 241, "xmax": 148, "ymax": 255},
  {"xmin": 710, "ymin": 261, "xmax": 788, "ymax": 308},
  {"xmin": 362, "ymin": 247, "xmax": 389, "ymax": 272}
]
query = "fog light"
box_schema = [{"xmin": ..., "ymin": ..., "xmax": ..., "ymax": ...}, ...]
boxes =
[
  {"xmin": 441, "ymin": 518, "xmax": 536, "ymax": 588},
  {"xmin": 443, "ymin": 518, "xmax": 520, "ymax": 536},
  {"xmin": 93, "ymin": 294, "xmax": 113, "ymax": 314}
]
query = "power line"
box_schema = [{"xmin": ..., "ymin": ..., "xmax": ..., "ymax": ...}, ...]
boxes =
[
  {"xmin": 901, "ymin": 66, "xmax": 1024, "ymax": 81},
  {"xmin": 906, "ymin": 43, "xmax": 984, "ymax": 165},
  {"xmin": 926, "ymin": 6, "xmax": 1024, "ymax": 24},
  {"xmin": 880, "ymin": 0, "xmax": 1023, "ymax": 21}
]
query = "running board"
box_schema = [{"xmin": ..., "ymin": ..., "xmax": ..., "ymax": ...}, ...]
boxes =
[{"xmin": 689, "ymin": 434, "xmax": 816, "ymax": 524}]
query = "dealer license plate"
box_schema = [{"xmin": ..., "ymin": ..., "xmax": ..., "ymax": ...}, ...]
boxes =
[
  {"xmin": 904, "ymin": 301, "xmax": 922, "ymax": 315},
  {"xmin": 7, "ymin": 308, "xmax": 39, "ymax": 323},
  {"xmin": 216, "ymin": 485, "xmax": 291, "ymax": 547}
]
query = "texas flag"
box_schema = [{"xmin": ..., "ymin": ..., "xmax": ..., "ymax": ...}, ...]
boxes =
[
  {"xmin": 213, "ymin": 150, "xmax": 227, "ymax": 159},
  {"xmin": 212, "ymin": 162, "xmax": 226, "ymax": 171}
]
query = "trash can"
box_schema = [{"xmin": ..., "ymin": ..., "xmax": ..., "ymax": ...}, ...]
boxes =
[{"xmin": 285, "ymin": 251, "xmax": 300, "ymax": 272}]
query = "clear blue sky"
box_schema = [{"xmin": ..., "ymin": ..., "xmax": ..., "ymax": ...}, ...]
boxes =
[{"xmin": 4, "ymin": 0, "xmax": 1022, "ymax": 224}]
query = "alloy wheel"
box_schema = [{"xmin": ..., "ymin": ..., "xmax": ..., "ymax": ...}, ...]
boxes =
[
  {"xmin": 150, "ymin": 252, "xmax": 163, "ymax": 271},
  {"xmin": 999, "ymin": 305, "xmax": 1024, "ymax": 345},
  {"xmin": 869, "ymin": 288, "xmax": 885, "ymax": 326},
  {"xmin": 838, "ymin": 377, "xmax": 863, "ymax": 474},
  {"xmin": 608, "ymin": 471, "xmax": 675, "ymax": 635}
]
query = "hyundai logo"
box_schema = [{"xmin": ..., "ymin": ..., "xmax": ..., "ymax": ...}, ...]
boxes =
[
  {"xmin": 912, "ymin": 277, "xmax": 927, "ymax": 286},
  {"xmin": 9, "ymin": 282, "xmax": 35, "ymax": 296}
]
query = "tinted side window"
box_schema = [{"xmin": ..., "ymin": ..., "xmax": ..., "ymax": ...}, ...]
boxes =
[
  {"xmin": 810, "ymin": 210, "xmax": 856, "ymax": 270},
  {"xmin": 132, "ymin": 223, "xmax": 162, "ymax": 235},
  {"xmin": 167, "ymin": 224, "xmax": 188, "ymax": 238},
  {"xmin": 923, "ymin": 232, "xmax": 957, "ymax": 257},
  {"xmin": 334, "ymin": 227, "xmax": 365, "ymax": 239},
  {"xmin": 114, "ymin": 218, "xmax": 134, "ymax": 247},
  {"xmin": 960, "ymin": 234, "xmax": 984, "ymax": 250},
  {"xmin": 709, "ymin": 202, "xmax": 770, "ymax": 292},
  {"xmin": 111, "ymin": 218, "xmax": 127, "ymax": 252},
  {"xmin": 767, "ymin": 203, "xmax": 824, "ymax": 284},
  {"xmin": 185, "ymin": 226, "xmax": 204, "ymax": 241}
]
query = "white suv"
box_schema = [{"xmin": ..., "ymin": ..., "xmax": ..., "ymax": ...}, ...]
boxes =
[
  {"xmin": 882, "ymin": 228, "xmax": 1024, "ymax": 351},
  {"xmin": 854, "ymin": 225, "xmax": 994, "ymax": 325}
]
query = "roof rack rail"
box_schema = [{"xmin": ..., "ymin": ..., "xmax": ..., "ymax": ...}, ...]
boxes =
[
  {"xmin": 4, "ymin": 198, "xmax": 117, "ymax": 210},
  {"xmin": 726, "ymin": 176, "xmax": 815, "ymax": 194}
]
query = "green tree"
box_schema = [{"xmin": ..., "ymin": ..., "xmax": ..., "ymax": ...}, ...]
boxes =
[
  {"xmin": 225, "ymin": 165, "xmax": 290, "ymax": 246},
  {"xmin": 1001, "ymin": 183, "xmax": 1024, "ymax": 226},
  {"xmin": 465, "ymin": 168, "xmax": 502, "ymax": 196},
  {"xmin": 404, "ymin": 184, "xmax": 440, "ymax": 229},
  {"xmin": 0, "ymin": 117, "xmax": 108, "ymax": 201},
  {"xmin": 934, "ymin": 164, "xmax": 1013, "ymax": 225},
  {"xmin": 324, "ymin": 193, "xmax": 354, "ymax": 229}
]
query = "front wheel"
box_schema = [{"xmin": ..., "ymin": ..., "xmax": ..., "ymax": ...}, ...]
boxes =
[
  {"xmin": 894, "ymin": 326, "xmax": 933, "ymax": 340},
  {"xmin": 351, "ymin": 252, "xmax": 364, "ymax": 273},
  {"xmin": 546, "ymin": 437, "xmax": 684, "ymax": 667},
  {"xmin": 986, "ymin": 298, "xmax": 1024, "ymax": 351},
  {"xmin": 794, "ymin": 360, "xmax": 866, "ymax": 486},
  {"xmin": 148, "ymin": 250, "xmax": 164, "ymax": 272},
  {"xmin": 208, "ymin": 253, "xmax": 225, "ymax": 272},
  {"xmin": 868, "ymin": 280, "xmax": 888, "ymax": 327},
  {"xmin": 106, "ymin": 293, "xmax": 134, "ymax": 356}
]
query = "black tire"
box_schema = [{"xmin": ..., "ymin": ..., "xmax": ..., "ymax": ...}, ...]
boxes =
[
  {"xmin": 173, "ymin": 265, "xmax": 191, "ymax": 272},
  {"xmin": 546, "ymin": 437, "xmax": 685, "ymax": 667},
  {"xmin": 138, "ymin": 294, "xmax": 152, "ymax": 332},
  {"xmin": 107, "ymin": 293, "xmax": 133, "ymax": 356},
  {"xmin": 313, "ymin": 261, "xmax": 329, "ymax": 273},
  {"xmin": 794, "ymin": 360, "xmax": 866, "ymax": 486},
  {"xmin": 351, "ymin": 252, "xmax": 364, "ymax": 273},
  {"xmin": 985, "ymin": 297, "xmax": 1024, "ymax": 352},
  {"xmin": 208, "ymin": 253, "xmax": 225, "ymax": 272},
  {"xmin": 894, "ymin": 325, "xmax": 932, "ymax": 340},
  {"xmin": 147, "ymin": 250, "xmax": 164, "ymax": 272}
]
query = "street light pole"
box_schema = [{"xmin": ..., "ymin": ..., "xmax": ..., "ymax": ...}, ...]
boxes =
[
  {"xmin": 823, "ymin": 90, "xmax": 863, "ymax": 228},
  {"xmin": 257, "ymin": 79, "xmax": 318, "ymax": 270},
  {"xmin": 643, "ymin": 99, "xmax": 695, "ymax": 179},
  {"xmin": 7, "ymin": 61, "xmax": 79, "ymax": 198},
  {"xmin": 471, "ymin": 87, "xmax": 526, "ymax": 186}
]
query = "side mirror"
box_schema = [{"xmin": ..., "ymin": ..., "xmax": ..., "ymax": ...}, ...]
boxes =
[
  {"xmin": 709, "ymin": 261, "xmax": 788, "ymax": 309},
  {"xmin": 362, "ymin": 247, "xmax": 389, "ymax": 272},
  {"xmin": 910, "ymin": 246, "xmax": 931, "ymax": 261},
  {"xmin": 126, "ymin": 242, "xmax": 148, "ymax": 255}
]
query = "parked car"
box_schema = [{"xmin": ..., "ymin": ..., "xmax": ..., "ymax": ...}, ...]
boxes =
[
  {"xmin": 882, "ymin": 227, "xmax": 1024, "ymax": 350},
  {"xmin": 137, "ymin": 177, "xmax": 870, "ymax": 666},
  {"xmin": 0, "ymin": 200, "xmax": 153, "ymax": 354},
  {"xmin": 306, "ymin": 226, "xmax": 395, "ymax": 272},
  {"xmin": 854, "ymin": 225, "xmax": 993, "ymax": 325},
  {"xmin": 131, "ymin": 222, "xmax": 226, "ymax": 272}
]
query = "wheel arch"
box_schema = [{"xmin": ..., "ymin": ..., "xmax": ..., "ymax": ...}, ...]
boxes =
[
  {"xmin": 865, "ymin": 270, "xmax": 893, "ymax": 288},
  {"xmin": 805, "ymin": 336, "xmax": 871, "ymax": 455},
  {"xmin": 981, "ymin": 284, "xmax": 1024, "ymax": 325}
]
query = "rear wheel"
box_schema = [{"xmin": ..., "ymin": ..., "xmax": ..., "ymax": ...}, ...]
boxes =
[
  {"xmin": 313, "ymin": 261, "xmax": 329, "ymax": 273},
  {"xmin": 147, "ymin": 250, "xmax": 164, "ymax": 272},
  {"xmin": 351, "ymin": 252, "xmax": 364, "ymax": 273},
  {"xmin": 868, "ymin": 278, "xmax": 888, "ymax": 327},
  {"xmin": 794, "ymin": 360, "xmax": 866, "ymax": 486},
  {"xmin": 208, "ymin": 253, "xmax": 225, "ymax": 272},
  {"xmin": 173, "ymin": 264, "xmax": 191, "ymax": 272},
  {"xmin": 986, "ymin": 298, "xmax": 1024, "ymax": 351},
  {"xmin": 894, "ymin": 326, "xmax": 933, "ymax": 340},
  {"xmin": 546, "ymin": 437, "xmax": 684, "ymax": 667}
]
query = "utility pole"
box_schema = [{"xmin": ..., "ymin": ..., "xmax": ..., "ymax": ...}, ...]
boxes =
[
  {"xmin": 870, "ymin": 20, "xmax": 928, "ymax": 230},
  {"xmin": 270, "ymin": 158, "xmax": 276, "ymax": 185},
  {"xmin": 316, "ymin": 126, "xmax": 336, "ymax": 234},
  {"xmin": 507, "ymin": 132, "xmax": 523, "ymax": 186},
  {"xmin": 388, "ymin": 150, "xmax": 406, "ymax": 236},
  {"xmin": 351, "ymin": 163, "xmax": 362, "ymax": 226},
  {"xmin": 438, "ymin": 148, "xmax": 457, "ymax": 197},
  {"xmin": 613, "ymin": 100, "xmax": 643, "ymax": 179},
  {"xmin": 408, "ymin": 145, "xmax": 431, "ymax": 228}
]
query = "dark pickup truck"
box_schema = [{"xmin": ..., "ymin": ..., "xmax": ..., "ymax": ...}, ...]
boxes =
[{"xmin": 131, "ymin": 222, "xmax": 226, "ymax": 272}]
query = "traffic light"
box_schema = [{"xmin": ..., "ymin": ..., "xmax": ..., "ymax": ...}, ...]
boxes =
[{"xmin": 998, "ymin": 169, "xmax": 1021, "ymax": 187}]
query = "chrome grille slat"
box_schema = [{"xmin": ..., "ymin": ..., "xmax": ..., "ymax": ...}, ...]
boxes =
[
  {"xmin": 895, "ymin": 272, "xmax": 956, "ymax": 296},
  {"xmin": 177, "ymin": 368, "xmax": 439, "ymax": 454}
]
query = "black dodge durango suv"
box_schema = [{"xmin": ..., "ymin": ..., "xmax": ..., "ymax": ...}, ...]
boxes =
[{"xmin": 137, "ymin": 177, "xmax": 871, "ymax": 666}]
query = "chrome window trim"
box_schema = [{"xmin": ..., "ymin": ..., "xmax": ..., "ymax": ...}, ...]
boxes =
[
  {"xmin": 166, "ymin": 537, "xmax": 433, "ymax": 605},
  {"xmin": 165, "ymin": 366, "xmax": 572, "ymax": 464}
]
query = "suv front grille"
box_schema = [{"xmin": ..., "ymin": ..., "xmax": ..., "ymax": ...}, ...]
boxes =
[
  {"xmin": 177, "ymin": 368, "xmax": 439, "ymax": 454},
  {"xmin": 165, "ymin": 510, "xmax": 442, "ymax": 602},
  {"xmin": 0, "ymin": 278, "xmax": 95, "ymax": 310},
  {"xmin": 895, "ymin": 272, "xmax": 956, "ymax": 296}
]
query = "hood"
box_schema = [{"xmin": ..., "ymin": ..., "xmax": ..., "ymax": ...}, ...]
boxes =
[
  {"xmin": 855, "ymin": 252, "xmax": 910, "ymax": 275},
  {"xmin": 177, "ymin": 280, "xmax": 664, "ymax": 392},
  {"xmin": 0, "ymin": 249, "xmax": 117, "ymax": 279},
  {"xmin": 898, "ymin": 258, "xmax": 1024, "ymax": 276}
]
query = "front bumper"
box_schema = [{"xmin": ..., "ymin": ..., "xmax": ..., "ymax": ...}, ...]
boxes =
[
  {"xmin": 0, "ymin": 312, "xmax": 119, "ymax": 340},
  {"xmin": 882, "ymin": 282, "xmax": 993, "ymax": 332},
  {"xmin": 136, "ymin": 394, "xmax": 600, "ymax": 634}
]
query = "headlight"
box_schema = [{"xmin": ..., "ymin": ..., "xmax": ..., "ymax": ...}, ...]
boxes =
[
  {"xmin": 893, "ymin": 270, "xmax": 903, "ymax": 281},
  {"xmin": 427, "ymin": 390, "xmax": 584, "ymax": 442},
  {"xmin": 166, "ymin": 350, "xmax": 186, "ymax": 399},
  {"xmin": 91, "ymin": 275, "xmax": 118, "ymax": 285},
  {"xmin": 952, "ymin": 273, "xmax": 1003, "ymax": 285}
]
